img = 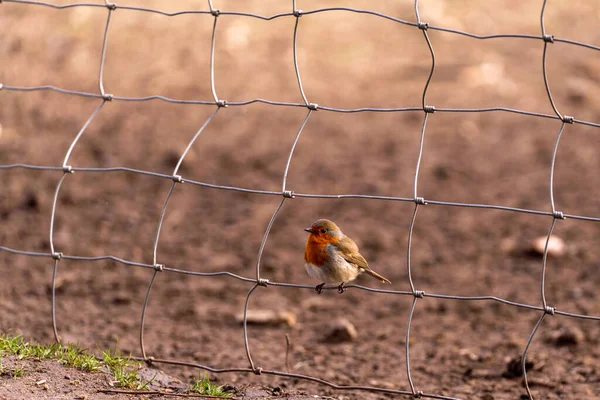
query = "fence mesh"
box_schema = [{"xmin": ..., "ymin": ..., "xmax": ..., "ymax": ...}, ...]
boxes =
[{"xmin": 2, "ymin": 1, "xmax": 600, "ymax": 399}]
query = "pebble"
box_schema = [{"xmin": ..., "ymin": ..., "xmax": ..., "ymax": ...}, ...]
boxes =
[
  {"xmin": 529, "ymin": 235, "xmax": 566, "ymax": 257},
  {"xmin": 236, "ymin": 310, "xmax": 297, "ymax": 327},
  {"xmin": 323, "ymin": 318, "xmax": 358, "ymax": 343}
]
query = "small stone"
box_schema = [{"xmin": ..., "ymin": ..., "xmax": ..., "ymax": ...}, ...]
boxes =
[
  {"xmin": 459, "ymin": 348, "xmax": 479, "ymax": 361},
  {"xmin": 236, "ymin": 310, "xmax": 296, "ymax": 327},
  {"xmin": 529, "ymin": 235, "xmax": 565, "ymax": 257},
  {"xmin": 549, "ymin": 325, "xmax": 585, "ymax": 346},
  {"xmin": 323, "ymin": 318, "xmax": 358, "ymax": 343},
  {"xmin": 301, "ymin": 296, "xmax": 328, "ymax": 311}
]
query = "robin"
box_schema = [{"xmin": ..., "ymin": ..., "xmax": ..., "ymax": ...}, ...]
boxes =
[{"xmin": 304, "ymin": 219, "xmax": 391, "ymax": 294}]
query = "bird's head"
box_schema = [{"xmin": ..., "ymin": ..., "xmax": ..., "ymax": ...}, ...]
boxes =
[{"xmin": 304, "ymin": 219, "xmax": 343, "ymax": 242}]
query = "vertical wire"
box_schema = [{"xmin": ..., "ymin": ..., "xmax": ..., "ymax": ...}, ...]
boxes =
[
  {"xmin": 255, "ymin": 198, "xmax": 286, "ymax": 282},
  {"xmin": 413, "ymin": 113, "xmax": 429, "ymax": 199},
  {"xmin": 293, "ymin": 13, "xmax": 309, "ymax": 106},
  {"xmin": 63, "ymin": 101, "xmax": 106, "ymax": 167},
  {"xmin": 522, "ymin": 313, "xmax": 547, "ymax": 399},
  {"xmin": 548, "ymin": 122, "xmax": 566, "ymax": 215},
  {"xmin": 539, "ymin": 0, "xmax": 562, "ymax": 120},
  {"xmin": 209, "ymin": 12, "xmax": 220, "ymax": 104},
  {"xmin": 405, "ymin": 297, "xmax": 419, "ymax": 395},
  {"xmin": 50, "ymin": 258, "xmax": 60, "ymax": 343},
  {"xmin": 98, "ymin": 7, "xmax": 114, "ymax": 97},
  {"xmin": 243, "ymin": 283, "xmax": 261, "ymax": 370},
  {"xmin": 282, "ymin": 110, "xmax": 312, "ymax": 192},
  {"xmin": 140, "ymin": 269, "xmax": 159, "ymax": 359}
]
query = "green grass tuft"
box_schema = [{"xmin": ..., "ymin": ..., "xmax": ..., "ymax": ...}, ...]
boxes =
[
  {"xmin": 101, "ymin": 346, "xmax": 154, "ymax": 390},
  {"xmin": 0, "ymin": 334, "xmax": 102, "ymax": 372},
  {"xmin": 0, "ymin": 334, "xmax": 152, "ymax": 390},
  {"xmin": 189, "ymin": 373, "xmax": 232, "ymax": 398}
]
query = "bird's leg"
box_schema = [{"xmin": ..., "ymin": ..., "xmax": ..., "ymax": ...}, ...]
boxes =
[
  {"xmin": 337, "ymin": 282, "xmax": 346, "ymax": 294},
  {"xmin": 315, "ymin": 283, "xmax": 325, "ymax": 294}
]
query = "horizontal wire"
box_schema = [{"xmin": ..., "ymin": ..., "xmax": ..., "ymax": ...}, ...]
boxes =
[
  {"xmin": 4, "ymin": 84, "xmax": 600, "ymax": 126},
  {"xmin": 3, "ymin": 164, "xmax": 600, "ymax": 221},
  {"xmin": 0, "ymin": 244, "xmax": 597, "ymax": 321},
  {"xmin": 2, "ymin": 0, "xmax": 599, "ymax": 53}
]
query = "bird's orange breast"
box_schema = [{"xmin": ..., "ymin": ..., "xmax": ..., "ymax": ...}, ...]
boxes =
[{"xmin": 304, "ymin": 235, "xmax": 331, "ymax": 267}]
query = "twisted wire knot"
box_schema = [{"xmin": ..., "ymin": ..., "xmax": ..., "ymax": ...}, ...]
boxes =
[
  {"xmin": 293, "ymin": 10, "xmax": 303, "ymax": 17},
  {"xmin": 62, "ymin": 165, "xmax": 74, "ymax": 174},
  {"xmin": 282, "ymin": 190, "xmax": 295, "ymax": 198},
  {"xmin": 424, "ymin": 105, "xmax": 435, "ymax": 114},
  {"xmin": 413, "ymin": 390, "xmax": 424, "ymax": 398},
  {"xmin": 253, "ymin": 367, "xmax": 263, "ymax": 375},
  {"xmin": 414, "ymin": 197, "xmax": 426, "ymax": 205},
  {"xmin": 102, "ymin": 93, "xmax": 113, "ymax": 101},
  {"xmin": 413, "ymin": 290, "xmax": 425, "ymax": 299},
  {"xmin": 52, "ymin": 252, "xmax": 63, "ymax": 260},
  {"xmin": 307, "ymin": 103, "xmax": 319, "ymax": 111},
  {"xmin": 417, "ymin": 22, "xmax": 428, "ymax": 31},
  {"xmin": 211, "ymin": 8, "xmax": 220, "ymax": 17},
  {"xmin": 153, "ymin": 264, "xmax": 164, "ymax": 272},
  {"xmin": 258, "ymin": 278, "xmax": 270, "ymax": 287},
  {"xmin": 553, "ymin": 210, "xmax": 565, "ymax": 220},
  {"xmin": 216, "ymin": 100, "xmax": 228, "ymax": 108},
  {"xmin": 542, "ymin": 34, "xmax": 554, "ymax": 43},
  {"xmin": 172, "ymin": 175, "xmax": 184, "ymax": 184},
  {"xmin": 561, "ymin": 115, "xmax": 574, "ymax": 124},
  {"xmin": 544, "ymin": 306, "xmax": 556, "ymax": 315}
]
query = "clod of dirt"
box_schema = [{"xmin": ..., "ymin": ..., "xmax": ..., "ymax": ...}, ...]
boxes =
[
  {"xmin": 137, "ymin": 367, "xmax": 185, "ymax": 391},
  {"xmin": 20, "ymin": 191, "xmax": 40, "ymax": 211},
  {"xmin": 528, "ymin": 235, "xmax": 566, "ymax": 257},
  {"xmin": 503, "ymin": 355, "xmax": 545, "ymax": 378},
  {"xmin": 323, "ymin": 318, "xmax": 358, "ymax": 343},
  {"xmin": 236, "ymin": 310, "xmax": 297, "ymax": 327},
  {"xmin": 547, "ymin": 325, "xmax": 585, "ymax": 347}
]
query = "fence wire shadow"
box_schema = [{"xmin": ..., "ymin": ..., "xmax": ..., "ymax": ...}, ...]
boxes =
[{"xmin": 1, "ymin": 0, "xmax": 600, "ymax": 399}]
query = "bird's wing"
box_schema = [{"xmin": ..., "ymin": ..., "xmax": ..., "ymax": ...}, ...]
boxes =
[{"xmin": 333, "ymin": 237, "xmax": 370, "ymax": 270}]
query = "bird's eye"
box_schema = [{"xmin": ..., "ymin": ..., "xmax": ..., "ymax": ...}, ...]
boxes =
[{"xmin": 320, "ymin": 229, "xmax": 326, "ymax": 234}]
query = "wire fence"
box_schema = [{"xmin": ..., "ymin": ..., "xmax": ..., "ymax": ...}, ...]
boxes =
[{"xmin": 1, "ymin": 0, "xmax": 600, "ymax": 399}]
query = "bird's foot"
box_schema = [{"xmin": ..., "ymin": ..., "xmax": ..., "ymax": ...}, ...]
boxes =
[
  {"xmin": 337, "ymin": 282, "xmax": 346, "ymax": 294},
  {"xmin": 315, "ymin": 283, "xmax": 325, "ymax": 294}
]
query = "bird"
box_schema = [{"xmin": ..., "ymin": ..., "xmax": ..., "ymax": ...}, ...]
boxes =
[{"xmin": 303, "ymin": 219, "xmax": 391, "ymax": 294}]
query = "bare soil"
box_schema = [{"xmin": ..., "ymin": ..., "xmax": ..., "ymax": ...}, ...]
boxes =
[
  {"xmin": 1, "ymin": 1, "xmax": 600, "ymax": 399},
  {"xmin": 0, "ymin": 354, "xmax": 315, "ymax": 399}
]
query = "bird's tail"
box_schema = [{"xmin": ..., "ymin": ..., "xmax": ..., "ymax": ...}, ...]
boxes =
[{"xmin": 363, "ymin": 268, "xmax": 391, "ymax": 284}]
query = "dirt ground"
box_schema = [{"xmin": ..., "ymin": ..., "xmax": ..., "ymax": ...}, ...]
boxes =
[
  {"xmin": 1, "ymin": 1, "xmax": 600, "ymax": 399},
  {"xmin": 0, "ymin": 353, "xmax": 322, "ymax": 399}
]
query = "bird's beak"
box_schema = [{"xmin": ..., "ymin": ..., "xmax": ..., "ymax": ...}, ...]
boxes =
[{"xmin": 304, "ymin": 227, "xmax": 315, "ymax": 233}]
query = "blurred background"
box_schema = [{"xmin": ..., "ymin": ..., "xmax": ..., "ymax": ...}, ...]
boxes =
[{"xmin": 1, "ymin": 1, "xmax": 600, "ymax": 398}]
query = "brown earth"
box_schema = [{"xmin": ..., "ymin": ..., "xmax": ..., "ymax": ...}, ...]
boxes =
[
  {"xmin": 1, "ymin": 1, "xmax": 600, "ymax": 399},
  {"xmin": 0, "ymin": 354, "xmax": 316, "ymax": 399}
]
